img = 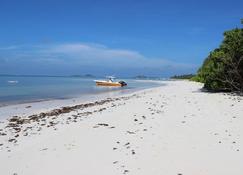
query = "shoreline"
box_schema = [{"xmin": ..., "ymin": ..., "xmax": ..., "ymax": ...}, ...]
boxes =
[
  {"xmin": 0, "ymin": 80, "xmax": 165, "ymax": 121},
  {"xmin": 0, "ymin": 79, "xmax": 164, "ymax": 108},
  {"xmin": 1, "ymin": 80, "xmax": 243, "ymax": 175}
]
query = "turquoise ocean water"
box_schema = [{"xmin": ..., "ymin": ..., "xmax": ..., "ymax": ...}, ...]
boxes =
[{"xmin": 0, "ymin": 76, "xmax": 162, "ymax": 106}]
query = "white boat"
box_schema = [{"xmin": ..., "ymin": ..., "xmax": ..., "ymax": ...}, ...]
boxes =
[{"xmin": 94, "ymin": 76, "xmax": 127, "ymax": 87}]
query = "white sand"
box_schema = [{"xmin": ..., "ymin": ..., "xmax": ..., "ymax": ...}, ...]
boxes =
[{"xmin": 0, "ymin": 80, "xmax": 243, "ymax": 175}]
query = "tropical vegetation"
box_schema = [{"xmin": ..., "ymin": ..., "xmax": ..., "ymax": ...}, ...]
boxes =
[
  {"xmin": 171, "ymin": 74, "xmax": 195, "ymax": 80},
  {"xmin": 192, "ymin": 20, "xmax": 243, "ymax": 92}
]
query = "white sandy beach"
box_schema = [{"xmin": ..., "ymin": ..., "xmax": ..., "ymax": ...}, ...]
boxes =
[{"xmin": 0, "ymin": 80, "xmax": 243, "ymax": 175}]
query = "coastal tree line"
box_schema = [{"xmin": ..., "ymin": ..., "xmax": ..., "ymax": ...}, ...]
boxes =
[{"xmin": 192, "ymin": 19, "xmax": 243, "ymax": 93}]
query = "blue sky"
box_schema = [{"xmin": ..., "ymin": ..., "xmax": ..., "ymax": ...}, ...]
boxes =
[{"xmin": 0, "ymin": 0, "xmax": 242, "ymax": 77}]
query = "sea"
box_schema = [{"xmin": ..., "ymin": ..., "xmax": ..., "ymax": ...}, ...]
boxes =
[{"xmin": 0, "ymin": 76, "xmax": 163, "ymax": 106}]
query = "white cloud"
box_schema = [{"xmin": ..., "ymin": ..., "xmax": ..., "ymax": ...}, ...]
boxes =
[
  {"xmin": 0, "ymin": 42, "xmax": 198, "ymax": 76},
  {"xmin": 0, "ymin": 45, "xmax": 20, "ymax": 50},
  {"xmin": 46, "ymin": 43, "xmax": 144, "ymax": 60}
]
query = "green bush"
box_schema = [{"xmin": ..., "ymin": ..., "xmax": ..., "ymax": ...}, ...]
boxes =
[
  {"xmin": 194, "ymin": 21, "xmax": 243, "ymax": 92},
  {"xmin": 171, "ymin": 74, "xmax": 195, "ymax": 79}
]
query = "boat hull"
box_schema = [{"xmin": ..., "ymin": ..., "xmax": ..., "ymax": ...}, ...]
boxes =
[{"xmin": 95, "ymin": 81, "xmax": 123, "ymax": 87}]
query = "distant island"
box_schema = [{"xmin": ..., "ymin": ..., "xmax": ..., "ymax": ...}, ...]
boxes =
[
  {"xmin": 134, "ymin": 75, "xmax": 162, "ymax": 80},
  {"xmin": 0, "ymin": 74, "xmax": 96, "ymax": 78},
  {"xmin": 70, "ymin": 74, "xmax": 96, "ymax": 78},
  {"xmin": 134, "ymin": 75, "xmax": 148, "ymax": 79},
  {"xmin": 170, "ymin": 74, "xmax": 195, "ymax": 80}
]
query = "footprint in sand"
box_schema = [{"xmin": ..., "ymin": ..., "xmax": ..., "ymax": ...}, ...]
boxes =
[{"xmin": 123, "ymin": 170, "xmax": 129, "ymax": 174}]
